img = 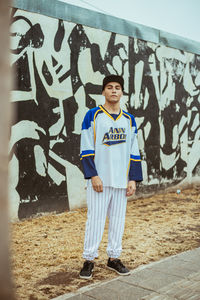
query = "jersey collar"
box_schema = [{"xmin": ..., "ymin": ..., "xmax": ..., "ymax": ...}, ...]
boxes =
[{"xmin": 99, "ymin": 105, "xmax": 122, "ymax": 121}]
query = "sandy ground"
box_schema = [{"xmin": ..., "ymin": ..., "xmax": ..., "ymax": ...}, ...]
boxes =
[{"xmin": 11, "ymin": 184, "xmax": 200, "ymax": 300}]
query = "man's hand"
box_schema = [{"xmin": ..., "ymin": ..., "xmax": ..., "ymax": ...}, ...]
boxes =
[
  {"xmin": 91, "ymin": 176, "xmax": 103, "ymax": 193},
  {"xmin": 126, "ymin": 180, "xmax": 136, "ymax": 197}
]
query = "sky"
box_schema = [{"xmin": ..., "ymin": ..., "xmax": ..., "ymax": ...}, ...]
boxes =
[{"xmin": 59, "ymin": 0, "xmax": 200, "ymax": 43}]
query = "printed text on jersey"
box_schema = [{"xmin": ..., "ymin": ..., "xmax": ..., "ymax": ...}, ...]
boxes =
[{"xmin": 102, "ymin": 127, "xmax": 127, "ymax": 146}]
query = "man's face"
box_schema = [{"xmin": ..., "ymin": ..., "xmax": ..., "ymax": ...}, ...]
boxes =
[{"xmin": 102, "ymin": 82, "xmax": 123, "ymax": 104}]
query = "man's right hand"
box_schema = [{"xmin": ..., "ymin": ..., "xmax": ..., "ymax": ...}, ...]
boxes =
[{"xmin": 91, "ymin": 176, "xmax": 103, "ymax": 193}]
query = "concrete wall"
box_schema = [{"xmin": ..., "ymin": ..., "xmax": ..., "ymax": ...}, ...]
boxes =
[{"xmin": 9, "ymin": 1, "xmax": 200, "ymax": 220}]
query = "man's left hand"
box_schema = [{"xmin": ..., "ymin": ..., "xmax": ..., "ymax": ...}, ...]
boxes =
[{"xmin": 126, "ymin": 180, "xmax": 136, "ymax": 197}]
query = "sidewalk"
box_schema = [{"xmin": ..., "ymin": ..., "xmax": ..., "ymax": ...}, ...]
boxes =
[{"xmin": 53, "ymin": 247, "xmax": 200, "ymax": 300}]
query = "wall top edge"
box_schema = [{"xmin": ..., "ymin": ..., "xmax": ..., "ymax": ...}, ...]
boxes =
[{"xmin": 12, "ymin": 0, "xmax": 200, "ymax": 55}]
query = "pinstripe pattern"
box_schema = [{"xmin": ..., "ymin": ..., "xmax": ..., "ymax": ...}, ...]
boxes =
[{"xmin": 83, "ymin": 187, "xmax": 127, "ymax": 261}]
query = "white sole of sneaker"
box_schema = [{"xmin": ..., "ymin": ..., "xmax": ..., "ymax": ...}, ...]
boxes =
[
  {"xmin": 107, "ymin": 266, "xmax": 131, "ymax": 276},
  {"xmin": 79, "ymin": 269, "xmax": 93, "ymax": 279},
  {"xmin": 79, "ymin": 275, "xmax": 92, "ymax": 279}
]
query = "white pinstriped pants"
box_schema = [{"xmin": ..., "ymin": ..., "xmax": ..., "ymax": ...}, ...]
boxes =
[{"xmin": 83, "ymin": 186, "xmax": 127, "ymax": 261}]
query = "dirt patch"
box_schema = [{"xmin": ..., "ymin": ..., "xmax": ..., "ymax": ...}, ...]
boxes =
[{"xmin": 11, "ymin": 184, "xmax": 200, "ymax": 299}]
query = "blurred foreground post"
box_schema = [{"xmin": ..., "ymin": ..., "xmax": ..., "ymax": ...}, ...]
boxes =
[{"xmin": 0, "ymin": 0, "xmax": 15, "ymax": 299}]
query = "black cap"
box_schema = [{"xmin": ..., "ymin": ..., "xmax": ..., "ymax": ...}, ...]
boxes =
[{"xmin": 102, "ymin": 75, "xmax": 124, "ymax": 91}]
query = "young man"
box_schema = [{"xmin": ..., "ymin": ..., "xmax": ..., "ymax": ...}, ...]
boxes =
[{"xmin": 79, "ymin": 75, "xmax": 143, "ymax": 279}]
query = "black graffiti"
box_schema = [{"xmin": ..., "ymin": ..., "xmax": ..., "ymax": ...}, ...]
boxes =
[
  {"xmin": 128, "ymin": 38, "xmax": 160, "ymax": 180},
  {"xmin": 11, "ymin": 16, "xmax": 44, "ymax": 55},
  {"xmin": 10, "ymin": 11, "xmax": 71, "ymax": 218},
  {"xmin": 54, "ymin": 19, "xmax": 65, "ymax": 52},
  {"xmin": 42, "ymin": 61, "xmax": 53, "ymax": 86},
  {"xmin": 10, "ymin": 8, "xmax": 200, "ymax": 219},
  {"xmin": 12, "ymin": 53, "xmax": 31, "ymax": 91}
]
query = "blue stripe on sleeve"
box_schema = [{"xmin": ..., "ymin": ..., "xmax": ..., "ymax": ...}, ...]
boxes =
[
  {"xmin": 129, "ymin": 160, "xmax": 143, "ymax": 182},
  {"xmin": 122, "ymin": 110, "xmax": 137, "ymax": 132},
  {"xmin": 80, "ymin": 150, "xmax": 95, "ymax": 159},
  {"xmin": 82, "ymin": 107, "xmax": 102, "ymax": 130},
  {"xmin": 130, "ymin": 154, "xmax": 141, "ymax": 161}
]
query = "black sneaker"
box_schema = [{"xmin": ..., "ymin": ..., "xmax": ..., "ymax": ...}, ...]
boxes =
[
  {"xmin": 79, "ymin": 261, "xmax": 94, "ymax": 279},
  {"xmin": 107, "ymin": 258, "xmax": 130, "ymax": 276}
]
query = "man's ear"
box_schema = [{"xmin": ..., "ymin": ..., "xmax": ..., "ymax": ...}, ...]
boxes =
[{"xmin": 102, "ymin": 90, "xmax": 105, "ymax": 96}]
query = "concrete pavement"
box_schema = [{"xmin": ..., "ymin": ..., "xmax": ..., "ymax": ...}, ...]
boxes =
[{"xmin": 53, "ymin": 247, "xmax": 200, "ymax": 300}]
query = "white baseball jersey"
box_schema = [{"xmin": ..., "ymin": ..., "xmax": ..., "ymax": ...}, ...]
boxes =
[{"xmin": 80, "ymin": 105, "xmax": 143, "ymax": 188}]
